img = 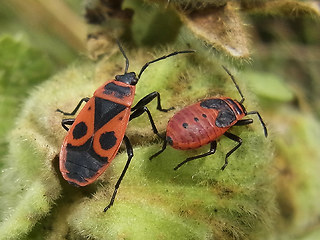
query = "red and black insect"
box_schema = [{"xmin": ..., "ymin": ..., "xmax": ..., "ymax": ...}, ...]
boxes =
[
  {"xmin": 57, "ymin": 42, "xmax": 193, "ymax": 211},
  {"xmin": 150, "ymin": 66, "xmax": 268, "ymax": 170}
]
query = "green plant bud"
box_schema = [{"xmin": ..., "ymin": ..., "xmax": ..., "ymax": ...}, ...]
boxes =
[{"xmin": 0, "ymin": 47, "xmax": 275, "ymax": 239}]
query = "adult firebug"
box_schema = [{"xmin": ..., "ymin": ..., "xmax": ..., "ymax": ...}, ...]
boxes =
[
  {"xmin": 57, "ymin": 42, "xmax": 194, "ymax": 211},
  {"xmin": 150, "ymin": 66, "xmax": 268, "ymax": 170}
]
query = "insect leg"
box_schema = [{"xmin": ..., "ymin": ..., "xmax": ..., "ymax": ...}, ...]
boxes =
[
  {"xmin": 234, "ymin": 119, "xmax": 253, "ymax": 126},
  {"xmin": 174, "ymin": 141, "xmax": 217, "ymax": 170},
  {"xmin": 61, "ymin": 118, "xmax": 75, "ymax": 131},
  {"xmin": 149, "ymin": 138, "xmax": 167, "ymax": 160},
  {"xmin": 104, "ymin": 135, "xmax": 133, "ymax": 212},
  {"xmin": 130, "ymin": 106, "xmax": 161, "ymax": 137},
  {"xmin": 131, "ymin": 91, "xmax": 174, "ymax": 112},
  {"xmin": 221, "ymin": 132, "xmax": 242, "ymax": 170},
  {"xmin": 56, "ymin": 97, "xmax": 90, "ymax": 116}
]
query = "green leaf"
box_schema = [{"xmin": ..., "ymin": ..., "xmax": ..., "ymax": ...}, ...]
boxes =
[{"xmin": 242, "ymin": 71, "xmax": 294, "ymax": 102}]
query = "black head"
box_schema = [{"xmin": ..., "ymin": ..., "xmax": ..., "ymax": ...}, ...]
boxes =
[
  {"xmin": 236, "ymin": 99, "xmax": 247, "ymax": 115},
  {"xmin": 116, "ymin": 41, "xmax": 138, "ymax": 85},
  {"xmin": 115, "ymin": 72, "xmax": 138, "ymax": 85}
]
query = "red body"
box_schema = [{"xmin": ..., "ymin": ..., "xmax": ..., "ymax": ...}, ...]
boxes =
[
  {"xmin": 166, "ymin": 97, "xmax": 245, "ymax": 150},
  {"xmin": 59, "ymin": 80, "xmax": 136, "ymax": 186}
]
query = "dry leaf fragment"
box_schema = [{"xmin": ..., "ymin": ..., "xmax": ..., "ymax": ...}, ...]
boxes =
[
  {"xmin": 178, "ymin": 2, "xmax": 250, "ymax": 59},
  {"xmin": 241, "ymin": 0, "xmax": 320, "ymax": 17}
]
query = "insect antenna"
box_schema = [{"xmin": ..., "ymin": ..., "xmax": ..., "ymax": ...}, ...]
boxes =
[
  {"xmin": 137, "ymin": 50, "xmax": 195, "ymax": 79},
  {"xmin": 117, "ymin": 40, "xmax": 130, "ymax": 74},
  {"xmin": 222, "ymin": 66, "xmax": 245, "ymax": 104}
]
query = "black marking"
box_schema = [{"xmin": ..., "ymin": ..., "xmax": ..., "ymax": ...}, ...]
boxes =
[
  {"xmin": 65, "ymin": 137, "xmax": 109, "ymax": 183},
  {"xmin": 200, "ymin": 99, "xmax": 236, "ymax": 128},
  {"xmin": 202, "ymin": 114, "xmax": 207, "ymax": 118},
  {"xmin": 216, "ymin": 110, "xmax": 236, "ymax": 128},
  {"xmin": 88, "ymin": 106, "xmax": 92, "ymax": 111},
  {"xmin": 99, "ymin": 131, "xmax": 117, "ymax": 150},
  {"xmin": 67, "ymin": 137, "xmax": 92, "ymax": 152},
  {"xmin": 104, "ymin": 82, "xmax": 131, "ymax": 99},
  {"xmin": 226, "ymin": 98, "xmax": 242, "ymax": 115},
  {"xmin": 200, "ymin": 99, "xmax": 227, "ymax": 109},
  {"xmin": 194, "ymin": 117, "xmax": 199, "ymax": 122},
  {"xmin": 66, "ymin": 138, "xmax": 109, "ymax": 163},
  {"xmin": 166, "ymin": 136, "xmax": 173, "ymax": 146},
  {"xmin": 115, "ymin": 72, "xmax": 137, "ymax": 85},
  {"xmin": 72, "ymin": 122, "xmax": 88, "ymax": 139},
  {"xmin": 182, "ymin": 123, "xmax": 188, "ymax": 129},
  {"xmin": 94, "ymin": 98, "xmax": 126, "ymax": 131},
  {"xmin": 65, "ymin": 151, "xmax": 105, "ymax": 183}
]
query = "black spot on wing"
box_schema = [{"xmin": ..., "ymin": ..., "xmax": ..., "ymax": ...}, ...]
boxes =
[
  {"xmin": 94, "ymin": 98, "xmax": 126, "ymax": 131},
  {"xmin": 166, "ymin": 136, "xmax": 173, "ymax": 146},
  {"xmin": 99, "ymin": 131, "xmax": 117, "ymax": 150},
  {"xmin": 72, "ymin": 122, "xmax": 88, "ymax": 139},
  {"xmin": 104, "ymin": 82, "xmax": 131, "ymax": 99}
]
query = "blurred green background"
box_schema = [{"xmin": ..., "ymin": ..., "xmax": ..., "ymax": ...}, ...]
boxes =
[{"xmin": 1, "ymin": 0, "xmax": 320, "ymax": 239}]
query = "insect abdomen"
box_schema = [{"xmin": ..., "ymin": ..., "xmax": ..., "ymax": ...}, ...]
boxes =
[{"xmin": 166, "ymin": 103, "xmax": 226, "ymax": 150}]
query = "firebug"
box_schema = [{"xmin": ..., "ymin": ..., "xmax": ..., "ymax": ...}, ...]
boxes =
[
  {"xmin": 57, "ymin": 42, "xmax": 194, "ymax": 211},
  {"xmin": 150, "ymin": 66, "xmax": 268, "ymax": 170}
]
